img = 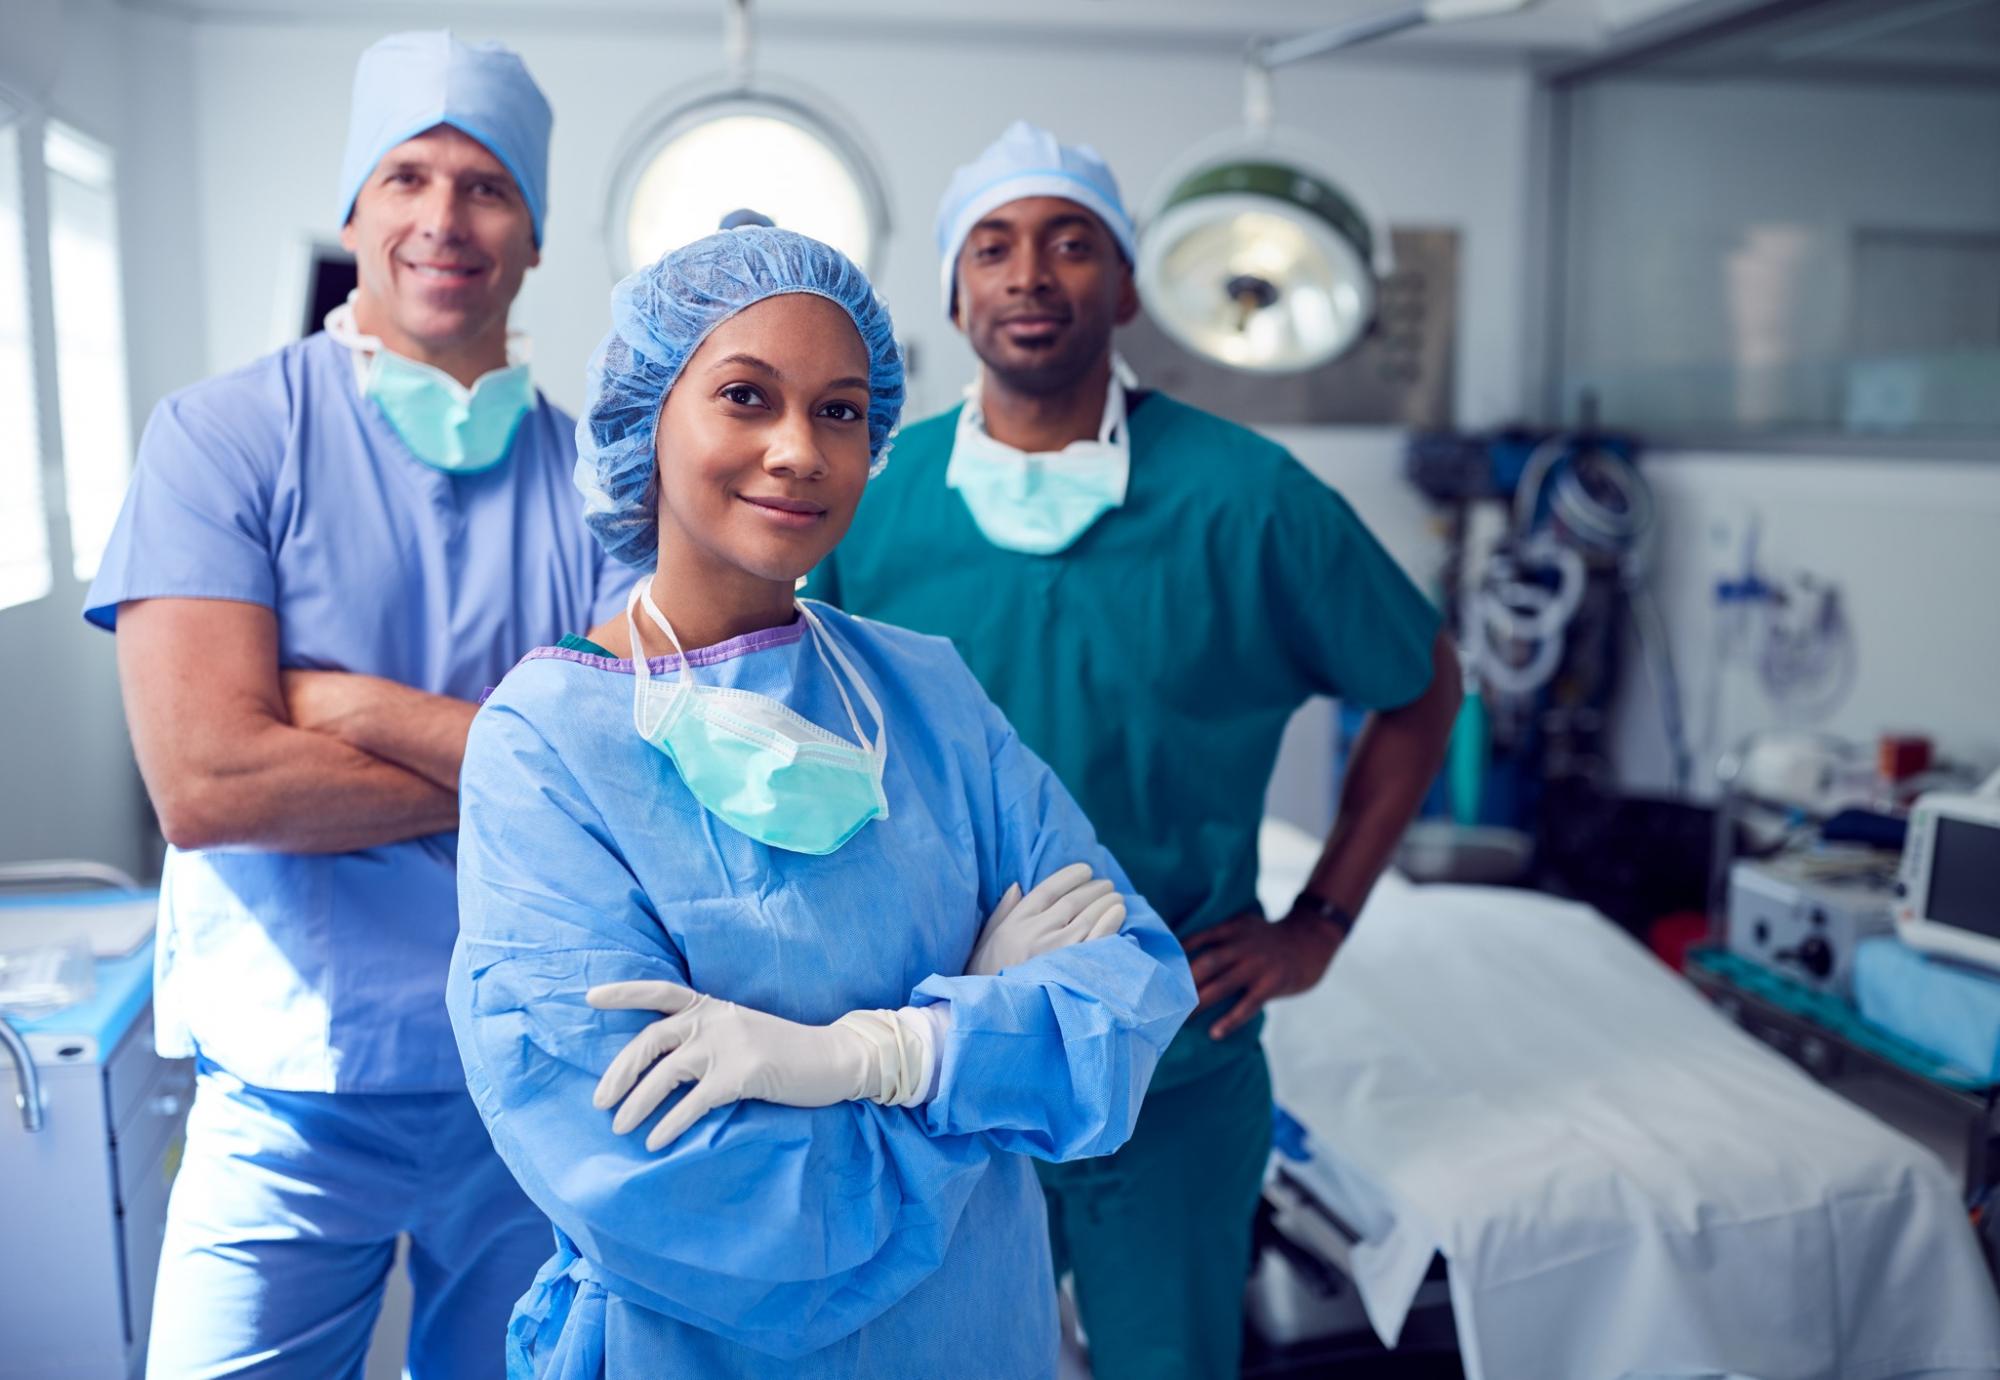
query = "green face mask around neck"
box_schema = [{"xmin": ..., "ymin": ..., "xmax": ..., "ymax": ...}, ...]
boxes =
[
  {"xmin": 363, "ymin": 348, "xmax": 535, "ymax": 474},
  {"xmin": 626, "ymin": 581, "xmax": 890, "ymax": 856}
]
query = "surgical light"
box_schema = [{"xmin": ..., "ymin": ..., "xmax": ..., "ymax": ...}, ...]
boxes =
[
  {"xmin": 606, "ymin": 0, "xmax": 888, "ymax": 276},
  {"xmin": 618, "ymin": 106, "xmax": 876, "ymax": 273},
  {"xmin": 1137, "ymin": 0, "xmax": 1536, "ymax": 375},
  {"xmin": 1139, "ymin": 163, "xmax": 1379, "ymax": 375}
]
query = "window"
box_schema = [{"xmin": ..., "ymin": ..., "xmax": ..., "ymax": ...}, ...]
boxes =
[
  {"xmin": 1550, "ymin": 0, "xmax": 2000, "ymax": 441},
  {"xmin": 0, "ymin": 115, "xmax": 51, "ymax": 612},
  {"xmin": 45, "ymin": 120, "xmax": 130, "ymax": 581},
  {"xmin": 610, "ymin": 91, "xmax": 887, "ymax": 277}
]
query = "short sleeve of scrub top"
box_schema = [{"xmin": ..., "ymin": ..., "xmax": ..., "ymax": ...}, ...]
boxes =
[
  {"xmin": 1261, "ymin": 455, "xmax": 1441, "ymax": 711},
  {"xmin": 86, "ymin": 374, "xmax": 285, "ymax": 627}
]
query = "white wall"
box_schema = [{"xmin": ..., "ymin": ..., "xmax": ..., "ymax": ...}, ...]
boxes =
[
  {"xmin": 1610, "ymin": 447, "xmax": 2000, "ymax": 798},
  {"xmin": 1562, "ymin": 77, "xmax": 2000, "ymax": 430}
]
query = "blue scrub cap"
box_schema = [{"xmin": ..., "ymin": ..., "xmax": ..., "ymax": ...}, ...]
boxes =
[
  {"xmin": 934, "ymin": 120, "xmax": 1137, "ymax": 319},
  {"xmin": 576, "ymin": 225, "xmax": 905, "ymax": 572},
  {"xmin": 338, "ymin": 31, "xmax": 553, "ymax": 245}
]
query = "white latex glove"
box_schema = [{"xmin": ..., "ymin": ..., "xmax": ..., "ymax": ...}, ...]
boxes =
[
  {"xmin": 967, "ymin": 862, "xmax": 1127, "ymax": 977},
  {"xmin": 587, "ymin": 981, "xmax": 932, "ymax": 1152}
]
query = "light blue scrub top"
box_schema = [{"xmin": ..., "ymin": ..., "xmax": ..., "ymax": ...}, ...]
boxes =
[
  {"xmin": 448, "ymin": 608, "xmax": 1196, "ymax": 1378},
  {"xmin": 84, "ymin": 329, "xmax": 629, "ymax": 1093}
]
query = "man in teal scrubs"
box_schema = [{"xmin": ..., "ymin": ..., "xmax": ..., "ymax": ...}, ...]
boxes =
[{"xmin": 802, "ymin": 121, "xmax": 1463, "ymax": 1379}]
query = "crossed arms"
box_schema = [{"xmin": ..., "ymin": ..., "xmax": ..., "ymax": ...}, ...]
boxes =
[{"xmin": 114, "ymin": 597, "xmax": 476, "ymax": 852}]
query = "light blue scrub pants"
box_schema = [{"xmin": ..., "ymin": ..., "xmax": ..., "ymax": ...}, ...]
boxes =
[{"xmin": 146, "ymin": 1060, "xmax": 550, "ymax": 1379}]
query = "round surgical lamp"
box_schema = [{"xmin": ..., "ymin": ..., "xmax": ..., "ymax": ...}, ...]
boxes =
[
  {"xmin": 1137, "ymin": 0, "xmax": 1537, "ymax": 375},
  {"xmin": 605, "ymin": 0, "xmax": 890, "ymax": 276},
  {"xmin": 1139, "ymin": 147, "xmax": 1382, "ymax": 375}
]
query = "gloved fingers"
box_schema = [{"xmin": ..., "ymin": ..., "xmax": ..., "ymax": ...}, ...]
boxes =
[
  {"xmin": 1059, "ymin": 889, "xmax": 1123, "ymax": 937},
  {"xmin": 592, "ymin": 1012, "xmax": 695, "ymax": 1110},
  {"xmin": 587, "ymin": 980, "xmax": 699, "ymax": 1014},
  {"xmin": 1013, "ymin": 863, "xmax": 1096, "ymax": 919},
  {"xmin": 611, "ymin": 1045, "xmax": 704, "ymax": 1137},
  {"xmin": 985, "ymin": 883, "xmax": 1023, "ymax": 927},
  {"xmin": 1037, "ymin": 877, "xmax": 1117, "ymax": 929},
  {"xmin": 1089, "ymin": 901, "xmax": 1128, "ymax": 942},
  {"xmin": 970, "ymin": 884, "xmax": 1025, "ymax": 957},
  {"xmin": 1069, "ymin": 894, "xmax": 1127, "ymax": 943},
  {"xmin": 645, "ymin": 1079, "xmax": 731, "ymax": 1153}
]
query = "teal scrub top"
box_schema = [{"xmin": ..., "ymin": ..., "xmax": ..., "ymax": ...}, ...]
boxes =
[{"xmin": 803, "ymin": 391, "xmax": 1440, "ymax": 1087}]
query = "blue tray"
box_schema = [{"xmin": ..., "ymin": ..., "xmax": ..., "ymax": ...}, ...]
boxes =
[{"xmin": 3, "ymin": 890, "xmax": 159, "ymax": 1053}]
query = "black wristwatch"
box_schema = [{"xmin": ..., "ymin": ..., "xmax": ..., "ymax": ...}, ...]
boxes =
[{"xmin": 1288, "ymin": 891, "xmax": 1353, "ymax": 936}]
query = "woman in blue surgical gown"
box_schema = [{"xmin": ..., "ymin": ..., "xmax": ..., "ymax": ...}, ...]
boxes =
[{"xmin": 444, "ymin": 224, "xmax": 1197, "ymax": 1379}]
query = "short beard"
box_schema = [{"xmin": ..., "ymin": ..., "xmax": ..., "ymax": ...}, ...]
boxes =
[{"xmin": 973, "ymin": 321, "xmax": 1114, "ymax": 399}]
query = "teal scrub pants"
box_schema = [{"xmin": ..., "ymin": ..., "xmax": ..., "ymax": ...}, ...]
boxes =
[
  {"xmin": 145, "ymin": 1060, "xmax": 551, "ymax": 1378},
  {"xmin": 1038, "ymin": 1042, "xmax": 1273, "ymax": 1380}
]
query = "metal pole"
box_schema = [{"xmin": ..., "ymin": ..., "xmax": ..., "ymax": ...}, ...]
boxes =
[
  {"xmin": 0, "ymin": 1016, "xmax": 44, "ymax": 1133},
  {"xmin": 725, "ymin": 0, "xmax": 754, "ymax": 90},
  {"xmin": 1251, "ymin": 4, "xmax": 1430, "ymax": 71},
  {"xmin": 1251, "ymin": 0, "xmax": 1538, "ymax": 71}
]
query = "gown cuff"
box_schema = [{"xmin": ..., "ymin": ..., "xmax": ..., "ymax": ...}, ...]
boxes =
[{"xmin": 834, "ymin": 1004, "xmax": 951, "ymax": 1107}]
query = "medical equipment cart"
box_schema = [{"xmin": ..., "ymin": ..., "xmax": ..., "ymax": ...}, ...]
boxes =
[{"xmin": 0, "ymin": 871, "xmax": 190, "ymax": 1379}]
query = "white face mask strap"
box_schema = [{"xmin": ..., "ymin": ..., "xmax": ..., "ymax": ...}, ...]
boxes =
[
  {"xmin": 625, "ymin": 579, "xmax": 699, "ymax": 736},
  {"xmin": 636, "ymin": 582, "xmax": 695, "ymax": 681},
  {"xmin": 624, "ymin": 581, "xmax": 654, "ymax": 735},
  {"xmin": 798, "ymin": 604, "xmax": 887, "ymax": 766},
  {"xmin": 1098, "ymin": 371, "xmax": 1128, "ymax": 446},
  {"xmin": 623, "ymin": 578, "xmax": 649, "ymax": 673}
]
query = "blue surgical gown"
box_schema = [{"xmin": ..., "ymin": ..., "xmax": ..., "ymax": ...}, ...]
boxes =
[
  {"xmin": 447, "ymin": 608, "xmax": 1197, "ymax": 1378},
  {"xmin": 84, "ymin": 330, "xmax": 629, "ymax": 1091}
]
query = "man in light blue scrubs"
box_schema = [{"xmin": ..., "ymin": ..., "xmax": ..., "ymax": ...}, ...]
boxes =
[{"xmin": 83, "ymin": 32, "xmax": 625, "ymax": 1377}]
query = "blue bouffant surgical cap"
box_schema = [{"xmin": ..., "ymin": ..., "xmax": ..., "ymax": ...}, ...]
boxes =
[
  {"xmin": 338, "ymin": 31, "xmax": 553, "ymax": 244},
  {"xmin": 934, "ymin": 120, "xmax": 1137, "ymax": 319},
  {"xmin": 575, "ymin": 226, "xmax": 905, "ymax": 572}
]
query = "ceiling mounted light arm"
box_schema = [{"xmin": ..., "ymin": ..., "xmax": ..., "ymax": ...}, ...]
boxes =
[
  {"xmin": 1249, "ymin": 6, "xmax": 1429, "ymax": 72},
  {"xmin": 1241, "ymin": 0, "xmax": 1541, "ymax": 131},
  {"xmin": 1249, "ymin": 0, "xmax": 1540, "ymax": 72},
  {"xmin": 725, "ymin": 0, "xmax": 755, "ymax": 91}
]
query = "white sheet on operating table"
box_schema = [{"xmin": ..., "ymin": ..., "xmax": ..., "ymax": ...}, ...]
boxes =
[{"xmin": 1258, "ymin": 864, "xmax": 2000, "ymax": 1380}]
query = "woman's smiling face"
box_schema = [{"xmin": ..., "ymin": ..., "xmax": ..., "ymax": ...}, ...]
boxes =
[{"xmin": 651, "ymin": 293, "xmax": 875, "ymax": 586}]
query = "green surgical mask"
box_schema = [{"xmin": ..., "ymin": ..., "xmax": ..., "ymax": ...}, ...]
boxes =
[
  {"xmin": 363, "ymin": 348, "xmax": 534, "ymax": 475},
  {"xmin": 946, "ymin": 368, "xmax": 1131, "ymax": 556},
  {"xmin": 626, "ymin": 581, "xmax": 890, "ymax": 856}
]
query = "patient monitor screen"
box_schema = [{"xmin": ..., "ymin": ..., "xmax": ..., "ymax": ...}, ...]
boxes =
[{"xmin": 1927, "ymin": 817, "xmax": 2000, "ymax": 940}]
